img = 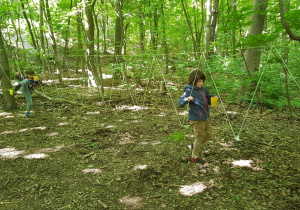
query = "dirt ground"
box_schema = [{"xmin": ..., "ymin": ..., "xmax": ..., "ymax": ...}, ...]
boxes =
[{"xmin": 0, "ymin": 81, "xmax": 299, "ymax": 209}]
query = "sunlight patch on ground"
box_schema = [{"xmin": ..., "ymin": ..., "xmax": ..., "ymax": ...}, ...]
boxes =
[
  {"xmin": 0, "ymin": 148, "xmax": 24, "ymax": 159},
  {"xmin": 0, "ymin": 112, "xmax": 13, "ymax": 118},
  {"xmin": 134, "ymin": 165, "xmax": 148, "ymax": 170},
  {"xmin": 0, "ymin": 131, "xmax": 14, "ymax": 135},
  {"xmin": 231, "ymin": 159, "xmax": 264, "ymax": 171},
  {"xmin": 46, "ymin": 132, "xmax": 59, "ymax": 136},
  {"xmin": 106, "ymin": 125, "xmax": 115, "ymax": 129},
  {"xmin": 232, "ymin": 160, "xmax": 253, "ymax": 167},
  {"xmin": 87, "ymin": 111, "xmax": 100, "ymax": 115},
  {"xmin": 140, "ymin": 141, "xmax": 162, "ymax": 146},
  {"xmin": 14, "ymin": 126, "xmax": 47, "ymax": 133},
  {"xmin": 23, "ymin": 153, "xmax": 48, "ymax": 159},
  {"xmin": 38, "ymin": 145, "xmax": 64, "ymax": 153},
  {"xmin": 31, "ymin": 127, "xmax": 47, "ymax": 130},
  {"xmin": 82, "ymin": 168, "xmax": 102, "ymax": 174},
  {"xmin": 119, "ymin": 132, "xmax": 133, "ymax": 145},
  {"xmin": 131, "ymin": 120, "xmax": 142, "ymax": 123},
  {"xmin": 158, "ymin": 113, "xmax": 166, "ymax": 117},
  {"xmin": 179, "ymin": 182, "xmax": 207, "ymax": 196},
  {"xmin": 219, "ymin": 140, "xmax": 238, "ymax": 151},
  {"xmin": 114, "ymin": 105, "xmax": 148, "ymax": 112},
  {"xmin": 179, "ymin": 111, "xmax": 188, "ymax": 116},
  {"xmin": 226, "ymin": 111, "xmax": 238, "ymax": 114},
  {"xmin": 58, "ymin": 122, "xmax": 69, "ymax": 126},
  {"xmin": 119, "ymin": 196, "xmax": 143, "ymax": 209}
]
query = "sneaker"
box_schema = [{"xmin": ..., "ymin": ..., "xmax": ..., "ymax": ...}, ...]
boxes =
[
  {"xmin": 188, "ymin": 144, "xmax": 193, "ymax": 150},
  {"xmin": 190, "ymin": 158, "xmax": 205, "ymax": 164}
]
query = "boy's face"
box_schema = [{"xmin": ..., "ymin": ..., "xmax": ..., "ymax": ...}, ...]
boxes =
[
  {"xmin": 28, "ymin": 74, "xmax": 34, "ymax": 79},
  {"xmin": 195, "ymin": 80, "xmax": 205, "ymax": 88}
]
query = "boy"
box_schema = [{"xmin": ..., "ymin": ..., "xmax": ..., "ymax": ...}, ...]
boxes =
[
  {"xmin": 178, "ymin": 70, "xmax": 217, "ymax": 164},
  {"xmin": 14, "ymin": 70, "xmax": 41, "ymax": 117}
]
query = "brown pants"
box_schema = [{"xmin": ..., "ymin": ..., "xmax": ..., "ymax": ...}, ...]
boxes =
[{"xmin": 190, "ymin": 119, "xmax": 213, "ymax": 159}]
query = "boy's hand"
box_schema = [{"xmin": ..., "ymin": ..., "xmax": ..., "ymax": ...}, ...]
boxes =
[{"xmin": 185, "ymin": 96, "xmax": 194, "ymax": 102}]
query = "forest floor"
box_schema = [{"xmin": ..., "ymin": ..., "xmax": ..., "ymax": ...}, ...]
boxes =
[{"xmin": 0, "ymin": 78, "xmax": 299, "ymax": 209}]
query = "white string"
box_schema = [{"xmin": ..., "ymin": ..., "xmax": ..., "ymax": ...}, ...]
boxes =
[
  {"xmin": 155, "ymin": 56, "xmax": 182, "ymax": 126},
  {"xmin": 274, "ymin": 46, "xmax": 300, "ymax": 90},
  {"xmin": 237, "ymin": 47, "xmax": 271, "ymax": 138},
  {"xmin": 201, "ymin": 52, "xmax": 237, "ymax": 139}
]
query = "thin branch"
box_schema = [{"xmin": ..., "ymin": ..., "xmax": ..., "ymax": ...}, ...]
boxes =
[{"xmin": 279, "ymin": 0, "xmax": 300, "ymax": 42}]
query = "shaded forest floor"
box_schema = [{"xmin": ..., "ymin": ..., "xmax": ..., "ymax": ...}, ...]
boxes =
[{"xmin": 0, "ymin": 80, "xmax": 299, "ymax": 209}]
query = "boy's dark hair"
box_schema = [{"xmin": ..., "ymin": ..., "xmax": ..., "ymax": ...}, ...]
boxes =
[
  {"xmin": 26, "ymin": 70, "xmax": 35, "ymax": 75},
  {"xmin": 188, "ymin": 70, "xmax": 206, "ymax": 86}
]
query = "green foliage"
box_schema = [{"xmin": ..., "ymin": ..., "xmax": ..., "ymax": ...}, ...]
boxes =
[{"xmin": 163, "ymin": 131, "xmax": 187, "ymax": 142}]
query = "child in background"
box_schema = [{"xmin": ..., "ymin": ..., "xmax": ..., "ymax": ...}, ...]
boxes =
[
  {"xmin": 178, "ymin": 70, "xmax": 217, "ymax": 164},
  {"xmin": 14, "ymin": 70, "xmax": 41, "ymax": 117}
]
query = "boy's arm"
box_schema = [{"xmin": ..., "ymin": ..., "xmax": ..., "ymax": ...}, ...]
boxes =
[{"xmin": 178, "ymin": 89, "xmax": 192, "ymax": 107}]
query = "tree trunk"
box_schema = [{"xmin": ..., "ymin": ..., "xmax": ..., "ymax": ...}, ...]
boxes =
[
  {"xmin": 62, "ymin": 0, "xmax": 73, "ymax": 71},
  {"xmin": 181, "ymin": 0, "xmax": 198, "ymax": 60},
  {"xmin": 114, "ymin": 0, "xmax": 123, "ymax": 61},
  {"xmin": 44, "ymin": 0, "xmax": 64, "ymax": 86},
  {"xmin": 205, "ymin": 0, "xmax": 219, "ymax": 59},
  {"xmin": 40, "ymin": 0, "xmax": 46, "ymax": 70},
  {"xmin": 151, "ymin": 6, "xmax": 159, "ymax": 52},
  {"xmin": 84, "ymin": 0, "xmax": 100, "ymax": 86},
  {"xmin": 0, "ymin": 29, "xmax": 17, "ymax": 110},
  {"xmin": 94, "ymin": 10, "xmax": 104, "ymax": 95},
  {"xmin": 138, "ymin": 6, "xmax": 145, "ymax": 52},
  {"xmin": 74, "ymin": 0, "xmax": 85, "ymax": 77},
  {"xmin": 21, "ymin": 0, "xmax": 42, "ymax": 65},
  {"xmin": 161, "ymin": 0, "xmax": 169, "ymax": 74},
  {"xmin": 279, "ymin": 0, "xmax": 300, "ymax": 42},
  {"xmin": 280, "ymin": 0, "xmax": 294, "ymax": 128},
  {"xmin": 240, "ymin": 0, "xmax": 268, "ymax": 99}
]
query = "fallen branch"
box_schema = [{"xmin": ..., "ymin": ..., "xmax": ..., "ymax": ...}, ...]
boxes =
[{"xmin": 34, "ymin": 90, "xmax": 86, "ymax": 106}]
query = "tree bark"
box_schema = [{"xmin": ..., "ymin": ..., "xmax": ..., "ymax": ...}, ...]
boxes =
[
  {"xmin": 205, "ymin": 0, "xmax": 219, "ymax": 59},
  {"xmin": 181, "ymin": 0, "xmax": 198, "ymax": 60},
  {"xmin": 84, "ymin": 0, "xmax": 100, "ymax": 86},
  {"xmin": 279, "ymin": 0, "xmax": 300, "ymax": 42},
  {"xmin": 40, "ymin": 0, "xmax": 46, "ymax": 70},
  {"xmin": 138, "ymin": 6, "xmax": 145, "ymax": 52},
  {"xmin": 114, "ymin": 0, "xmax": 123, "ymax": 60},
  {"xmin": 44, "ymin": 0, "xmax": 64, "ymax": 86},
  {"xmin": 240, "ymin": 0, "xmax": 268, "ymax": 99},
  {"xmin": 0, "ymin": 29, "xmax": 17, "ymax": 110},
  {"xmin": 21, "ymin": 0, "xmax": 42, "ymax": 65}
]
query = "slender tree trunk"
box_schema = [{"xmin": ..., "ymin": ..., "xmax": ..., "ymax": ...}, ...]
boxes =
[
  {"xmin": 94, "ymin": 10, "xmax": 104, "ymax": 95},
  {"xmin": 279, "ymin": 0, "xmax": 300, "ymax": 42},
  {"xmin": 99, "ymin": 0, "xmax": 108, "ymax": 54},
  {"xmin": 205, "ymin": 0, "xmax": 219, "ymax": 59},
  {"xmin": 280, "ymin": 0, "xmax": 294, "ymax": 126},
  {"xmin": 21, "ymin": 0, "xmax": 42, "ymax": 65},
  {"xmin": 151, "ymin": 6, "xmax": 159, "ymax": 52},
  {"xmin": 181, "ymin": 0, "xmax": 198, "ymax": 60},
  {"xmin": 0, "ymin": 29, "xmax": 17, "ymax": 110},
  {"xmin": 161, "ymin": 0, "xmax": 169, "ymax": 74},
  {"xmin": 84, "ymin": 0, "xmax": 100, "ymax": 86},
  {"xmin": 138, "ymin": 6, "xmax": 145, "ymax": 52},
  {"xmin": 74, "ymin": 0, "xmax": 85, "ymax": 77},
  {"xmin": 44, "ymin": 0, "xmax": 64, "ymax": 86},
  {"xmin": 240, "ymin": 0, "xmax": 268, "ymax": 99},
  {"xmin": 40, "ymin": 0, "xmax": 46, "ymax": 70},
  {"xmin": 62, "ymin": 0, "xmax": 73, "ymax": 71},
  {"xmin": 114, "ymin": 0, "xmax": 123, "ymax": 61}
]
